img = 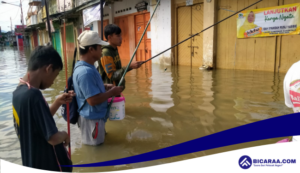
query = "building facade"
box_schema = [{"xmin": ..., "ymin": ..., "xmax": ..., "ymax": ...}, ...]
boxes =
[{"xmin": 24, "ymin": 0, "xmax": 300, "ymax": 73}]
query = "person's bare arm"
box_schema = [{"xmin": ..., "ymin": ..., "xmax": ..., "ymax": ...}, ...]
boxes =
[
  {"xmin": 48, "ymin": 131, "xmax": 70, "ymax": 147},
  {"xmin": 86, "ymin": 86, "xmax": 123, "ymax": 106},
  {"xmin": 104, "ymin": 84, "xmax": 114, "ymax": 91},
  {"xmin": 49, "ymin": 91, "xmax": 76, "ymax": 116},
  {"xmin": 129, "ymin": 61, "xmax": 144, "ymax": 69}
]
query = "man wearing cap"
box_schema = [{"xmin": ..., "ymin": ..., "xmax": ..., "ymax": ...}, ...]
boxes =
[{"xmin": 73, "ymin": 30, "xmax": 123, "ymax": 145}]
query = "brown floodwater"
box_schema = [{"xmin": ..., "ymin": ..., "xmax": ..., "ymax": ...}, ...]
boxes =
[{"xmin": 0, "ymin": 47, "xmax": 293, "ymax": 172}]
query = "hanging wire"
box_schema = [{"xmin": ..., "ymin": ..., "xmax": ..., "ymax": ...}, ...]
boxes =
[
  {"xmin": 0, "ymin": 6, "xmax": 15, "ymax": 14},
  {"xmin": 142, "ymin": 0, "xmax": 263, "ymax": 65},
  {"xmin": 12, "ymin": 9, "xmax": 21, "ymax": 20}
]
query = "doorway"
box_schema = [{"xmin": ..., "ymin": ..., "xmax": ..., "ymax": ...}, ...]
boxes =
[
  {"xmin": 135, "ymin": 13, "xmax": 151, "ymax": 62},
  {"xmin": 177, "ymin": 3, "xmax": 203, "ymax": 66}
]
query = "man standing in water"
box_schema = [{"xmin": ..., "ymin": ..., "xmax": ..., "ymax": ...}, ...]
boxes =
[
  {"xmin": 284, "ymin": 61, "xmax": 300, "ymax": 142},
  {"xmin": 12, "ymin": 46, "xmax": 74, "ymax": 172},
  {"xmin": 73, "ymin": 30, "xmax": 123, "ymax": 146},
  {"xmin": 100, "ymin": 24, "xmax": 144, "ymax": 90}
]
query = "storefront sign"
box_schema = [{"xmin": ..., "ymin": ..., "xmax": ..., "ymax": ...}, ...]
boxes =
[
  {"xmin": 237, "ymin": 3, "xmax": 300, "ymax": 38},
  {"xmin": 135, "ymin": 1, "xmax": 148, "ymax": 12}
]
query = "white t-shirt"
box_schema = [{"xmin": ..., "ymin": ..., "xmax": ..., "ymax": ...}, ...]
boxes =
[{"xmin": 283, "ymin": 60, "xmax": 300, "ymax": 142}]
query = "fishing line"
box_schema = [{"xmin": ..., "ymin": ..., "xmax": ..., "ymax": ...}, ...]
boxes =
[
  {"xmin": 141, "ymin": 0, "xmax": 263, "ymax": 65},
  {"xmin": 62, "ymin": 0, "xmax": 71, "ymax": 158}
]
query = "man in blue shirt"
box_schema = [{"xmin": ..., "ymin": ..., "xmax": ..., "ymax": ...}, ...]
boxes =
[{"xmin": 73, "ymin": 30, "xmax": 123, "ymax": 145}]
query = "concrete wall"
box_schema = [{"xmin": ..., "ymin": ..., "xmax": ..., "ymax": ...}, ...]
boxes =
[
  {"xmin": 203, "ymin": 0, "xmax": 216, "ymax": 68},
  {"xmin": 103, "ymin": 5, "xmax": 110, "ymax": 21},
  {"xmin": 92, "ymin": 21, "xmax": 98, "ymax": 33},
  {"xmin": 150, "ymin": 0, "xmax": 172, "ymax": 66}
]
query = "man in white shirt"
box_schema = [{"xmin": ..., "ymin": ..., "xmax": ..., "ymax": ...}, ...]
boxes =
[{"xmin": 283, "ymin": 61, "xmax": 300, "ymax": 142}]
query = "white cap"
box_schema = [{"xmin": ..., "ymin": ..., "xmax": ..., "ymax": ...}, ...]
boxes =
[{"xmin": 77, "ymin": 30, "xmax": 109, "ymax": 49}]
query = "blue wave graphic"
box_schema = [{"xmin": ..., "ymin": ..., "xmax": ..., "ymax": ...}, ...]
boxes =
[{"xmin": 64, "ymin": 113, "xmax": 300, "ymax": 167}]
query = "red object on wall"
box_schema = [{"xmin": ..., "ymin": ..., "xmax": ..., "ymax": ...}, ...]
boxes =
[
  {"xmin": 16, "ymin": 33, "xmax": 24, "ymax": 47},
  {"xmin": 33, "ymin": 30, "xmax": 38, "ymax": 47}
]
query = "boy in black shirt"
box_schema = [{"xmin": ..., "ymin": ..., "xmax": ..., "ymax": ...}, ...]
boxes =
[{"xmin": 12, "ymin": 46, "xmax": 75, "ymax": 172}]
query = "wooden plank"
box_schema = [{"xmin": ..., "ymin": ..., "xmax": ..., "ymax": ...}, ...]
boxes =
[
  {"xmin": 171, "ymin": 0, "xmax": 176, "ymax": 65},
  {"xmin": 145, "ymin": 13, "xmax": 152, "ymax": 63},
  {"xmin": 277, "ymin": 0, "xmax": 300, "ymax": 72},
  {"xmin": 115, "ymin": 16, "xmax": 130, "ymax": 60},
  {"xmin": 135, "ymin": 14, "xmax": 145, "ymax": 61},
  {"xmin": 223, "ymin": 0, "xmax": 230, "ymax": 69},
  {"xmin": 128, "ymin": 15, "xmax": 136, "ymax": 61},
  {"xmin": 178, "ymin": 6, "xmax": 192, "ymax": 66},
  {"xmin": 135, "ymin": 14, "xmax": 144, "ymax": 24},
  {"xmin": 235, "ymin": 0, "xmax": 247, "ymax": 70},
  {"xmin": 275, "ymin": 36, "xmax": 282, "ymax": 73},
  {"xmin": 227, "ymin": 0, "xmax": 238, "ymax": 69},
  {"xmin": 284, "ymin": 0, "xmax": 300, "ymax": 4},
  {"xmin": 279, "ymin": 35, "xmax": 300, "ymax": 72},
  {"xmin": 216, "ymin": 0, "xmax": 228, "ymax": 69},
  {"xmin": 263, "ymin": 0, "xmax": 277, "ymax": 72},
  {"xmin": 192, "ymin": 3, "xmax": 203, "ymax": 66},
  {"xmin": 274, "ymin": 0, "xmax": 283, "ymax": 73}
]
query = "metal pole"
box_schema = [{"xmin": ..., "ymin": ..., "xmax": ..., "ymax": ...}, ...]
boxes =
[
  {"xmin": 10, "ymin": 17, "xmax": 13, "ymax": 45},
  {"xmin": 20, "ymin": 0, "xmax": 24, "ymax": 28},
  {"xmin": 20, "ymin": 0, "xmax": 25, "ymax": 46},
  {"xmin": 44, "ymin": 0, "xmax": 52, "ymax": 45},
  {"xmin": 63, "ymin": 0, "xmax": 71, "ymax": 158},
  {"xmin": 97, "ymin": 0, "xmax": 104, "ymax": 72},
  {"xmin": 100, "ymin": 0, "xmax": 104, "ymax": 40}
]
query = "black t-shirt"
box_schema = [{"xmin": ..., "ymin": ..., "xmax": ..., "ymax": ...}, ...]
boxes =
[{"xmin": 12, "ymin": 85, "xmax": 72, "ymax": 172}]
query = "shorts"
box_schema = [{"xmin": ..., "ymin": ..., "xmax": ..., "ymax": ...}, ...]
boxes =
[{"xmin": 78, "ymin": 116, "xmax": 106, "ymax": 146}]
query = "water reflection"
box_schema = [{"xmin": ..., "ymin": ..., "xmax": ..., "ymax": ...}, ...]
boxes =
[
  {"xmin": 0, "ymin": 47, "xmax": 294, "ymax": 172},
  {"xmin": 0, "ymin": 47, "xmax": 30, "ymax": 165},
  {"xmin": 150, "ymin": 64, "xmax": 174, "ymax": 112}
]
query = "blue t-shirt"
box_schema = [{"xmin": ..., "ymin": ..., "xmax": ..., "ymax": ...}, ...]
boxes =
[{"xmin": 73, "ymin": 61, "xmax": 107, "ymax": 120}]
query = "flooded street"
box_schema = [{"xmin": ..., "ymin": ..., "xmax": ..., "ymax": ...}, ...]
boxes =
[{"xmin": 0, "ymin": 47, "xmax": 293, "ymax": 172}]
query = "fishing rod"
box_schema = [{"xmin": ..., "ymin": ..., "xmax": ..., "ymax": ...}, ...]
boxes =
[
  {"xmin": 62, "ymin": 0, "xmax": 71, "ymax": 158},
  {"xmin": 106, "ymin": 0, "xmax": 161, "ymax": 117},
  {"xmin": 141, "ymin": 0, "xmax": 263, "ymax": 65}
]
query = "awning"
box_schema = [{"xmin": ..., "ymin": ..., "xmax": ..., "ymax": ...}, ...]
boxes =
[{"xmin": 25, "ymin": 23, "xmax": 44, "ymax": 30}]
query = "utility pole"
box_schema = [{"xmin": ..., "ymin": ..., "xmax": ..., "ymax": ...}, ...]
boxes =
[
  {"xmin": 19, "ymin": 0, "xmax": 26, "ymax": 47},
  {"xmin": 20, "ymin": 0, "xmax": 24, "ymax": 29},
  {"xmin": 97, "ymin": 0, "xmax": 104, "ymax": 72},
  {"xmin": 44, "ymin": 0, "xmax": 52, "ymax": 45},
  {"xmin": 10, "ymin": 17, "xmax": 12, "ymax": 33},
  {"xmin": 1, "ymin": 1, "xmax": 24, "ymax": 28},
  {"xmin": 100, "ymin": 0, "xmax": 104, "ymax": 40},
  {"xmin": 10, "ymin": 17, "xmax": 13, "ymax": 45}
]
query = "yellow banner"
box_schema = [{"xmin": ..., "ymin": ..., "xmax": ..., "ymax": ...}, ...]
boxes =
[{"xmin": 237, "ymin": 3, "xmax": 300, "ymax": 38}]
